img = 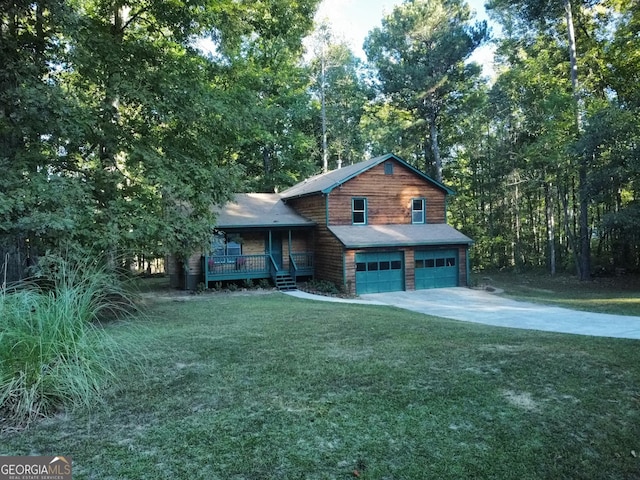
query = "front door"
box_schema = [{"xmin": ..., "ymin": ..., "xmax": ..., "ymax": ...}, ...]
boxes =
[{"xmin": 268, "ymin": 232, "xmax": 283, "ymax": 270}]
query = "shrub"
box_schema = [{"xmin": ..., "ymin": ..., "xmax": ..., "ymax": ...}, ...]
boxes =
[
  {"xmin": 306, "ymin": 279, "xmax": 339, "ymax": 295},
  {"xmin": 0, "ymin": 257, "xmax": 137, "ymax": 428}
]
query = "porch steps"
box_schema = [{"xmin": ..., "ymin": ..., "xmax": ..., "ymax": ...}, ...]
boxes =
[{"xmin": 275, "ymin": 273, "xmax": 297, "ymax": 291}]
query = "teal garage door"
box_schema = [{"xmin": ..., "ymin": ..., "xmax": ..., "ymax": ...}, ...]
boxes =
[
  {"xmin": 415, "ymin": 249, "xmax": 458, "ymax": 289},
  {"xmin": 355, "ymin": 252, "xmax": 404, "ymax": 294}
]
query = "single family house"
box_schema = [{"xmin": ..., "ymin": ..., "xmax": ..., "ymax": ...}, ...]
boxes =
[{"xmin": 168, "ymin": 153, "xmax": 473, "ymax": 294}]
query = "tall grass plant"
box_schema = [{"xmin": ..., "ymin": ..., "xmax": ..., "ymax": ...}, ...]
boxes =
[{"xmin": 0, "ymin": 257, "xmax": 138, "ymax": 428}]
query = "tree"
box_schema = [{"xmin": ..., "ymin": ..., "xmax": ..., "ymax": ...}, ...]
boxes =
[
  {"xmin": 479, "ymin": 0, "xmax": 640, "ymax": 275},
  {"xmin": 0, "ymin": 1, "xmax": 84, "ymax": 256},
  {"xmin": 1, "ymin": 0, "xmax": 321, "ymax": 266},
  {"xmin": 488, "ymin": 34, "xmax": 577, "ymax": 272},
  {"xmin": 229, "ymin": 0, "xmax": 320, "ymax": 192},
  {"xmin": 487, "ymin": 0, "xmax": 594, "ymax": 279},
  {"xmin": 364, "ymin": 0, "xmax": 487, "ymax": 182},
  {"xmin": 308, "ymin": 24, "xmax": 371, "ymax": 170}
]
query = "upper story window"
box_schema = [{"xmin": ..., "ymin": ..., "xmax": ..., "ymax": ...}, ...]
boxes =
[
  {"xmin": 352, "ymin": 197, "xmax": 367, "ymax": 225},
  {"xmin": 384, "ymin": 161, "xmax": 394, "ymax": 175},
  {"xmin": 411, "ymin": 198, "xmax": 425, "ymax": 224}
]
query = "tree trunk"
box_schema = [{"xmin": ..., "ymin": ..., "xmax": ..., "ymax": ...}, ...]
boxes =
[
  {"xmin": 565, "ymin": 0, "xmax": 590, "ymax": 280},
  {"xmin": 320, "ymin": 38, "xmax": 329, "ymax": 173},
  {"xmin": 560, "ymin": 180, "xmax": 581, "ymax": 275},
  {"xmin": 513, "ymin": 180, "xmax": 521, "ymax": 268},
  {"xmin": 262, "ymin": 146, "xmax": 272, "ymax": 175},
  {"xmin": 429, "ymin": 115, "xmax": 442, "ymax": 183},
  {"xmin": 545, "ymin": 181, "xmax": 556, "ymax": 275}
]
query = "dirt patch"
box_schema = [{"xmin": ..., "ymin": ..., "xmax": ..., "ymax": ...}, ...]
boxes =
[
  {"xmin": 503, "ymin": 389, "xmax": 539, "ymax": 412},
  {"xmin": 471, "ymin": 285, "xmax": 505, "ymax": 294}
]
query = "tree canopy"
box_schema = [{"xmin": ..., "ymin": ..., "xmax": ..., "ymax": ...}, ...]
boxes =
[
  {"xmin": 2, "ymin": 0, "xmax": 639, "ymax": 277},
  {"xmin": 364, "ymin": 0, "xmax": 487, "ymax": 182},
  {"xmin": 1, "ymin": 0, "xmax": 320, "ymax": 264}
]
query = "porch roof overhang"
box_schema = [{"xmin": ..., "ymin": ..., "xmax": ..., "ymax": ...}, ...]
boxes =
[
  {"xmin": 214, "ymin": 193, "xmax": 315, "ymax": 229},
  {"xmin": 328, "ymin": 224, "xmax": 474, "ymax": 249}
]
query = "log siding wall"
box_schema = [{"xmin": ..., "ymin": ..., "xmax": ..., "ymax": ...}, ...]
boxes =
[
  {"xmin": 286, "ymin": 195, "xmax": 346, "ymax": 288},
  {"xmin": 328, "ymin": 162, "xmax": 446, "ymax": 225},
  {"xmin": 286, "ymin": 162, "xmax": 464, "ymax": 292}
]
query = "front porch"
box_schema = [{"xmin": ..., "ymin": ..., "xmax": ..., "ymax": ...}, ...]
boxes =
[{"xmin": 202, "ymin": 252, "xmax": 314, "ymax": 287}]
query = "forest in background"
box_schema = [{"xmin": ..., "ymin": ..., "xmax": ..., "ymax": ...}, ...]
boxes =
[{"xmin": 1, "ymin": 0, "xmax": 639, "ymax": 278}]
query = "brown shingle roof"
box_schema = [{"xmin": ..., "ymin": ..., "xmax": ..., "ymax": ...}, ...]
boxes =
[
  {"xmin": 214, "ymin": 193, "xmax": 315, "ymax": 228},
  {"xmin": 328, "ymin": 224, "xmax": 473, "ymax": 248}
]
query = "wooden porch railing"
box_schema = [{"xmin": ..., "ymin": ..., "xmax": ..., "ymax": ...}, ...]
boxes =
[
  {"xmin": 203, "ymin": 254, "xmax": 269, "ymax": 282},
  {"xmin": 289, "ymin": 252, "xmax": 314, "ymax": 279},
  {"xmin": 203, "ymin": 252, "xmax": 314, "ymax": 283}
]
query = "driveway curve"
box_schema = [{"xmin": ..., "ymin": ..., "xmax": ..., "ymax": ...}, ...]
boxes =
[{"xmin": 286, "ymin": 288, "xmax": 640, "ymax": 339}]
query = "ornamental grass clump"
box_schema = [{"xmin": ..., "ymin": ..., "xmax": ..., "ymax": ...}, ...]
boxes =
[{"xmin": 0, "ymin": 258, "xmax": 137, "ymax": 428}]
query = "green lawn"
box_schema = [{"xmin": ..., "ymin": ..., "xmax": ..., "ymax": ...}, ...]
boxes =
[
  {"xmin": 2, "ymin": 292, "xmax": 640, "ymax": 479},
  {"xmin": 474, "ymin": 271, "xmax": 640, "ymax": 316}
]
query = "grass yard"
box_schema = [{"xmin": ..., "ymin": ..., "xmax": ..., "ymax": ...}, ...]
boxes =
[
  {"xmin": 2, "ymin": 291, "xmax": 640, "ymax": 479},
  {"xmin": 475, "ymin": 271, "xmax": 640, "ymax": 316}
]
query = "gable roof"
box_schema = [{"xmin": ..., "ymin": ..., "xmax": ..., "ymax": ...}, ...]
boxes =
[
  {"xmin": 328, "ymin": 224, "xmax": 473, "ymax": 248},
  {"xmin": 214, "ymin": 193, "xmax": 315, "ymax": 229},
  {"xmin": 280, "ymin": 153, "xmax": 455, "ymax": 199}
]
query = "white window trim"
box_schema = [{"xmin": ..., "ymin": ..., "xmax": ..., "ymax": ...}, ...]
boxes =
[
  {"xmin": 411, "ymin": 198, "xmax": 426, "ymax": 224},
  {"xmin": 352, "ymin": 197, "xmax": 367, "ymax": 225}
]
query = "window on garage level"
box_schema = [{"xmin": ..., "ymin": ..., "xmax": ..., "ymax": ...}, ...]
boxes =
[
  {"xmin": 411, "ymin": 198, "xmax": 425, "ymax": 224},
  {"xmin": 352, "ymin": 197, "xmax": 367, "ymax": 225}
]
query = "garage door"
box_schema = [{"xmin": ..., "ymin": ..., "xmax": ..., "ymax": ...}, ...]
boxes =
[
  {"xmin": 355, "ymin": 252, "xmax": 404, "ymax": 294},
  {"xmin": 415, "ymin": 249, "xmax": 458, "ymax": 289}
]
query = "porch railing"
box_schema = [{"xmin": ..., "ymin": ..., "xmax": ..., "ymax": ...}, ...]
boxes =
[
  {"xmin": 203, "ymin": 252, "xmax": 314, "ymax": 284},
  {"xmin": 203, "ymin": 254, "xmax": 269, "ymax": 282},
  {"xmin": 290, "ymin": 252, "xmax": 314, "ymax": 278}
]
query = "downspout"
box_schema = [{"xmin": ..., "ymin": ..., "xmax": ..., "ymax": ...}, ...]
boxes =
[
  {"xmin": 466, "ymin": 246, "xmax": 471, "ymax": 287},
  {"xmin": 444, "ymin": 195, "xmax": 448, "ymax": 223},
  {"xmin": 324, "ymin": 193, "xmax": 329, "ymax": 226},
  {"xmin": 343, "ymin": 249, "xmax": 347, "ymax": 293}
]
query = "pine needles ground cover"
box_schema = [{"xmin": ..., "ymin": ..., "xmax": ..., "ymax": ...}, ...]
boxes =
[{"xmin": 2, "ymin": 292, "xmax": 640, "ymax": 479}]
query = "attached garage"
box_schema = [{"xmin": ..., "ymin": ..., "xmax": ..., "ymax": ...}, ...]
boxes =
[
  {"xmin": 330, "ymin": 224, "xmax": 473, "ymax": 295},
  {"xmin": 415, "ymin": 249, "xmax": 459, "ymax": 289},
  {"xmin": 355, "ymin": 251, "xmax": 404, "ymax": 294}
]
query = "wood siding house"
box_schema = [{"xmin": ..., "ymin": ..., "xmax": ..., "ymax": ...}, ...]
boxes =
[
  {"xmin": 169, "ymin": 153, "xmax": 473, "ymax": 294},
  {"xmin": 168, "ymin": 193, "xmax": 316, "ymax": 290}
]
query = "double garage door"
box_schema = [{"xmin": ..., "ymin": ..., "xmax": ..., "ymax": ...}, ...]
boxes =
[{"xmin": 355, "ymin": 249, "xmax": 459, "ymax": 294}]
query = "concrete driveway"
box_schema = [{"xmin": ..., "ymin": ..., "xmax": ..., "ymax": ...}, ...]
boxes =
[
  {"xmin": 285, "ymin": 288, "xmax": 640, "ymax": 339},
  {"xmin": 358, "ymin": 288, "xmax": 640, "ymax": 339}
]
